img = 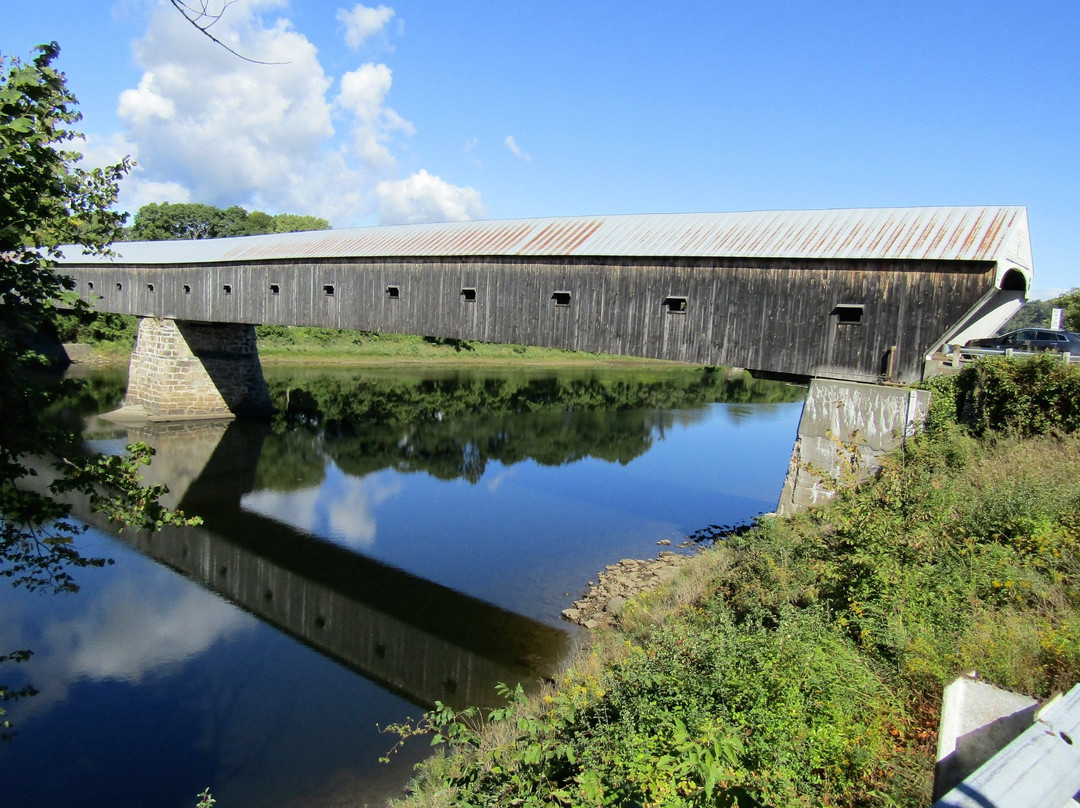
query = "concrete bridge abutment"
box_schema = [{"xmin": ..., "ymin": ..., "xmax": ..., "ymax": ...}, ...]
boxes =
[
  {"xmin": 777, "ymin": 378, "xmax": 931, "ymax": 514},
  {"xmin": 111, "ymin": 317, "xmax": 272, "ymax": 422}
]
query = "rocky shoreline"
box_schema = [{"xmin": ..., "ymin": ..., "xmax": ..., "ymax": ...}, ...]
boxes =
[{"xmin": 560, "ymin": 549, "xmax": 696, "ymax": 629}]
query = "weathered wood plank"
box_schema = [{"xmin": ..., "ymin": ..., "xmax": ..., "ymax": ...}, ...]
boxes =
[{"xmin": 64, "ymin": 255, "xmax": 998, "ymax": 383}]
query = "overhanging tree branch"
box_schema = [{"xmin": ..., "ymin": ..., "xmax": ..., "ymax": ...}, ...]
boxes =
[{"xmin": 168, "ymin": 0, "xmax": 287, "ymax": 65}]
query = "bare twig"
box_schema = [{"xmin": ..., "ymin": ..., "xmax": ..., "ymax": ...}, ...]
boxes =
[{"xmin": 169, "ymin": 0, "xmax": 288, "ymax": 65}]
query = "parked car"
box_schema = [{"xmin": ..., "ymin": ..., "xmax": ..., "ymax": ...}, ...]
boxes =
[{"xmin": 966, "ymin": 328, "xmax": 1080, "ymax": 353}]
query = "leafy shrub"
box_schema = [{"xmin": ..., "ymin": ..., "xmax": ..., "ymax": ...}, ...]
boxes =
[
  {"xmin": 953, "ymin": 355, "xmax": 1080, "ymax": 436},
  {"xmin": 51, "ymin": 311, "xmax": 137, "ymax": 346},
  {"xmin": 919, "ymin": 372, "xmax": 960, "ymax": 435},
  {"xmin": 393, "ymin": 605, "xmax": 904, "ymax": 808},
  {"xmin": 254, "ymin": 324, "xmax": 296, "ymax": 343}
]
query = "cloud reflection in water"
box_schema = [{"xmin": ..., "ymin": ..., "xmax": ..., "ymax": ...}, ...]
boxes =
[{"xmin": 240, "ymin": 462, "xmax": 404, "ymax": 549}]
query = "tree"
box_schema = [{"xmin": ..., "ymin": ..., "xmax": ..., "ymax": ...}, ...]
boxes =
[
  {"xmin": 1051, "ymin": 288, "xmax": 1080, "ymax": 332},
  {"xmin": 126, "ymin": 201, "xmax": 329, "ymax": 241},
  {"xmin": 1000, "ymin": 298, "xmax": 1052, "ymax": 331},
  {"xmin": 270, "ymin": 213, "xmax": 331, "ymax": 233},
  {"xmin": 1, "ymin": 43, "xmax": 191, "ymax": 596},
  {"xmin": 126, "ymin": 201, "xmax": 225, "ymax": 240}
]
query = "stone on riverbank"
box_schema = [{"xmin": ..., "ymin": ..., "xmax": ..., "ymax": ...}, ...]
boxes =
[{"xmin": 562, "ymin": 551, "xmax": 694, "ymax": 629}]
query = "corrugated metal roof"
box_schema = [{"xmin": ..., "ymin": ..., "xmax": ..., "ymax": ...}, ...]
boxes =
[{"xmin": 58, "ymin": 206, "xmax": 1031, "ymax": 267}]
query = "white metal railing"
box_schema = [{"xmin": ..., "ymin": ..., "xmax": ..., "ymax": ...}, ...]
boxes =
[
  {"xmin": 931, "ymin": 683, "xmax": 1080, "ymax": 808},
  {"xmin": 947, "ymin": 345, "xmax": 1080, "ymax": 367}
]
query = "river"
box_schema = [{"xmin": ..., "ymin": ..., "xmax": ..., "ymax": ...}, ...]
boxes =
[{"xmin": 2, "ymin": 363, "xmax": 805, "ymax": 807}]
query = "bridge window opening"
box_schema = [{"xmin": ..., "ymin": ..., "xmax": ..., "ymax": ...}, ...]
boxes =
[
  {"xmin": 115, "ymin": 282, "xmax": 123, "ymax": 292},
  {"xmin": 223, "ymin": 284, "xmax": 232, "ymax": 295},
  {"xmin": 270, "ymin": 283, "xmax": 280, "ymax": 295},
  {"xmin": 323, "ymin": 284, "xmax": 335, "ymax": 297},
  {"xmin": 664, "ymin": 296, "xmax": 688, "ymax": 314},
  {"xmin": 552, "ymin": 290, "xmax": 572, "ymax": 307},
  {"xmin": 461, "ymin": 287, "xmax": 477, "ymax": 303},
  {"xmin": 146, "ymin": 283, "xmax": 155, "ymax": 293},
  {"xmin": 386, "ymin": 285, "xmax": 400, "ymax": 299},
  {"xmin": 314, "ymin": 615, "xmax": 326, "ymax": 628},
  {"xmin": 833, "ymin": 304, "xmax": 864, "ymax": 324},
  {"xmin": 183, "ymin": 284, "xmax": 191, "ymax": 295}
]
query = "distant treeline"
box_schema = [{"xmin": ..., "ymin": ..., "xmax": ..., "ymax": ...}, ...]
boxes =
[
  {"xmin": 1003, "ymin": 289, "xmax": 1080, "ymax": 331},
  {"xmin": 121, "ymin": 201, "xmax": 329, "ymax": 241}
]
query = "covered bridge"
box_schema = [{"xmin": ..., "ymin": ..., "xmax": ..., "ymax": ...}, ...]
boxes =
[{"xmin": 59, "ymin": 205, "xmax": 1033, "ymax": 417}]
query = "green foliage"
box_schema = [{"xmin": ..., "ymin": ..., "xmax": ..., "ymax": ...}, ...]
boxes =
[
  {"xmin": 127, "ymin": 202, "xmax": 219, "ymax": 240},
  {"xmin": 733, "ymin": 429, "xmax": 1080, "ymax": 693},
  {"xmin": 919, "ymin": 356, "xmax": 1080, "ymax": 438},
  {"xmin": 1, "ymin": 44, "xmax": 198, "ymax": 732},
  {"xmin": 0, "ymin": 649, "xmax": 35, "ymax": 741},
  {"xmin": 0, "ymin": 43, "xmax": 130, "ymax": 269},
  {"xmin": 918, "ymin": 372, "xmax": 960, "ymax": 435},
  {"xmin": 51, "ymin": 310, "xmax": 137, "ymax": 347},
  {"xmin": 999, "ymin": 298, "xmax": 1052, "ymax": 331},
  {"xmin": 394, "ymin": 607, "xmax": 902, "ymax": 807},
  {"xmin": 1051, "ymin": 288, "xmax": 1080, "ymax": 332},
  {"xmin": 953, "ymin": 355, "xmax": 1080, "ymax": 436},
  {"xmin": 270, "ymin": 212, "xmax": 331, "ymax": 233},
  {"xmin": 126, "ymin": 201, "xmax": 329, "ymax": 241}
]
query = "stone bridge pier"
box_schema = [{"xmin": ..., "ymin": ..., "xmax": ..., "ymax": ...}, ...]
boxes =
[
  {"xmin": 111, "ymin": 317, "xmax": 272, "ymax": 421},
  {"xmin": 776, "ymin": 378, "xmax": 931, "ymax": 514}
]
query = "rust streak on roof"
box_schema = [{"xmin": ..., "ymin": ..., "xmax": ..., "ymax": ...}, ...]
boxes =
[{"xmin": 60, "ymin": 206, "xmax": 1031, "ymax": 270}]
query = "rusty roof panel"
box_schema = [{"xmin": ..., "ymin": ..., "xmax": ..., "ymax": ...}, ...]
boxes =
[{"xmin": 59, "ymin": 206, "xmax": 1031, "ymax": 269}]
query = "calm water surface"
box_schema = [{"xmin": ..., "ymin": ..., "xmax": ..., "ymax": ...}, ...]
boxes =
[{"xmin": 3, "ymin": 364, "xmax": 804, "ymax": 808}]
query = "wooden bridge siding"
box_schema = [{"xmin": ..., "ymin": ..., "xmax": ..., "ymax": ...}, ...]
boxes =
[{"xmin": 71, "ymin": 256, "xmax": 995, "ymax": 382}]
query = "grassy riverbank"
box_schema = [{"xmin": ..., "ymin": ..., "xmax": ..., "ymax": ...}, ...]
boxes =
[
  {"xmin": 386, "ymin": 356, "xmax": 1080, "ymax": 808},
  {"xmin": 55, "ymin": 317, "xmax": 685, "ymax": 367},
  {"xmin": 253, "ymin": 328, "xmax": 672, "ymax": 366}
]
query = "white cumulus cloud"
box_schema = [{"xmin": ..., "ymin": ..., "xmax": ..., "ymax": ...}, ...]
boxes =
[
  {"xmin": 376, "ymin": 169, "xmax": 486, "ymax": 224},
  {"xmin": 117, "ymin": 72, "xmax": 176, "ymax": 124},
  {"xmin": 110, "ymin": 0, "xmax": 482, "ymax": 228},
  {"xmin": 337, "ymin": 3, "xmax": 396, "ymax": 50},
  {"xmin": 336, "ymin": 62, "xmax": 415, "ymax": 173},
  {"xmin": 77, "ymin": 132, "xmax": 193, "ymax": 216},
  {"xmin": 118, "ymin": 1, "xmax": 349, "ymax": 218}
]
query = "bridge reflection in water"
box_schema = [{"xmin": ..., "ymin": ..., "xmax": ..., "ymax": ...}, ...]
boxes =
[{"xmin": 82, "ymin": 417, "xmax": 572, "ymax": 710}]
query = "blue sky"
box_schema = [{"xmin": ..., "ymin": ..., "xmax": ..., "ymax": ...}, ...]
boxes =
[{"xmin": 6, "ymin": 1, "xmax": 1078, "ymax": 297}]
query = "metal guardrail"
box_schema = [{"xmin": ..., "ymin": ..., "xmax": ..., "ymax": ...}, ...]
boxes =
[
  {"xmin": 932, "ymin": 683, "xmax": 1080, "ymax": 808},
  {"xmin": 946, "ymin": 346, "xmax": 1080, "ymax": 367}
]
